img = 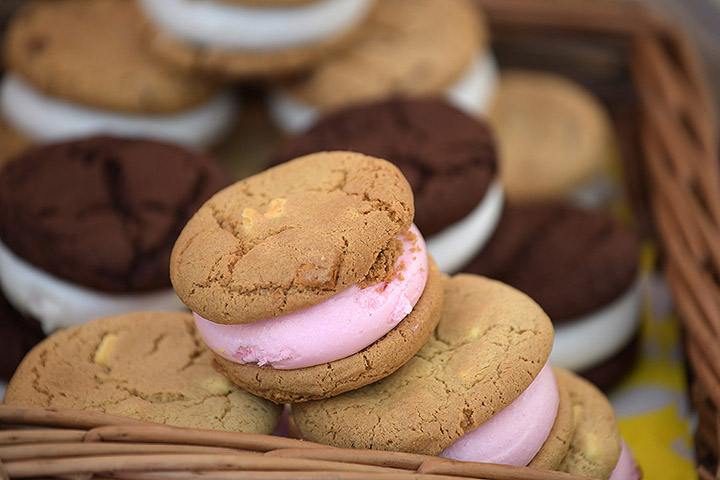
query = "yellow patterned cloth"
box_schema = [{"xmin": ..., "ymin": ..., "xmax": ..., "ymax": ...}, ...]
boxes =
[{"xmin": 608, "ymin": 245, "xmax": 696, "ymax": 479}]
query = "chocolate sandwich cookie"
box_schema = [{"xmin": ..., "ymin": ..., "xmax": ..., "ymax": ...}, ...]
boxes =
[
  {"xmin": 4, "ymin": 312, "xmax": 282, "ymax": 433},
  {"xmin": 0, "ymin": 136, "xmax": 234, "ymax": 332},
  {"xmin": 0, "ymin": 290, "xmax": 44, "ymax": 382},
  {"xmin": 171, "ymin": 151, "xmax": 444, "ymax": 402},
  {"xmin": 488, "ymin": 70, "xmax": 617, "ymax": 206},
  {"xmin": 464, "ymin": 202, "xmax": 642, "ymax": 391},
  {"xmin": 137, "ymin": 0, "xmax": 376, "ymax": 78},
  {"xmin": 292, "ymin": 274, "xmax": 557, "ymax": 466},
  {"xmin": 269, "ymin": 0, "xmax": 498, "ymax": 133},
  {"xmin": 270, "ymin": 97, "xmax": 503, "ymax": 273},
  {"xmin": 2, "ymin": 0, "xmax": 236, "ymax": 149}
]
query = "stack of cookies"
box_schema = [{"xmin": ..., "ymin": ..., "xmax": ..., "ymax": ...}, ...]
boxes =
[
  {"xmin": 0, "ymin": 1, "xmax": 644, "ymax": 479},
  {"xmin": 173, "ymin": 153, "xmax": 642, "ymax": 478},
  {"xmin": 3, "ymin": 151, "xmax": 642, "ymax": 479}
]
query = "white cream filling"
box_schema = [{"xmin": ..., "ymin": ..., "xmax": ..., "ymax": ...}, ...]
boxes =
[
  {"xmin": 1, "ymin": 74, "xmax": 236, "ymax": 148},
  {"xmin": 269, "ymin": 52, "xmax": 500, "ymax": 134},
  {"xmin": 426, "ymin": 181, "xmax": 504, "ymax": 274},
  {"xmin": 0, "ymin": 240, "xmax": 186, "ymax": 334},
  {"xmin": 445, "ymin": 52, "xmax": 499, "ymax": 118},
  {"xmin": 138, "ymin": 0, "xmax": 373, "ymax": 50},
  {"xmin": 549, "ymin": 278, "xmax": 642, "ymax": 372}
]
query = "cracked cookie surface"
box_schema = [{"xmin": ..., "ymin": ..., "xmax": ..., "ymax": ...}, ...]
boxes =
[
  {"xmin": 4, "ymin": 0, "xmax": 221, "ymax": 113},
  {"xmin": 4, "ymin": 311, "xmax": 282, "ymax": 433},
  {"xmin": 292, "ymin": 274, "xmax": 553, "ymax": 454},
  {"xmin": 270, "ymin": 97, "xmax": 497, "ymax": 237},
  {"xmin": 0, "ymin": 136, "xmax": 233, "ymax": 292},
  {"xmin": 170, "ymin": 151, "xmax": 414, "ymax": 325}
]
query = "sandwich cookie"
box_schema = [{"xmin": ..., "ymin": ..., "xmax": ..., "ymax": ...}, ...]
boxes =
[
  {"xmin": 0, "ymin": 136, "xmax": 234, "ymax": 333},
  {"xmin": 138, "ymin": 0, "xmax": 376, "ymax": 78},
  {"xmin": 488, "ymin": 70, "xmax": 618, "ymax": 206},
  {"xmin": 170, "ymin": 152, "xmax": 443, "ymax": 403},
  {"xmin": 269, "ymin": 0, "xmax": 498, "ymax": 133},
  {"xmin": 464, "ymin": 202, "xmax": 642, "ymax": 391},
  {"xmin": 555, "ymin": 368, "xmax": 641, "ymax": 479},
  {"xmin": 292, "ymin": 274, "xmax": 558, "ymax": 467},
  {"xmin": 2, "ymin": 0, "xmax": 236, "ymax": 149},
  {"xmin": 4, "ymin": 311, "xmax": 282, "ymax": 433},
  {"xmin": 270, "ymin": 97, "xmax": 503, "ymax": 273},
  {"xmin": 0, "ymin": 290, "xmax": 45, "ymax": 389},
  {"xmin": 527, "ymin": 366, "xmax": 576, "ymax": 471}
]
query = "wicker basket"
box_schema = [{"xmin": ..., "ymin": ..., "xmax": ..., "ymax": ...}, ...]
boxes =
[{"xmin": 1, "ymin": 0, "xmax": 718, "ymax": 478}]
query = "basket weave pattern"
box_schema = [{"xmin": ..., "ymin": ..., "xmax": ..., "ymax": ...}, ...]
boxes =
[{"xmin": 1, "ymin": 1, "xmax": 719, "ymax": 478}]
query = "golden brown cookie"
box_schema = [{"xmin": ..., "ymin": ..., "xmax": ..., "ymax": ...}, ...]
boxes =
[
  {"xmin": 488, "ymin": 70, "xmax": 616, "ymax": 202},
  {"xmin": 555, "ymin": 368, "xmax": 622, "ymax": 479},
  {"xmin": 214, "ymin": 259, "xmax": 444, "ymax": 403},
  {"xmin": 4, "ymin": 312, "xmax": 282, "ymax": 433},
  {"xmin": 277, "ymin": 0, "xmax": 486, "ymax": 111},
  {"xmin": 4, "ymin": 0, "xmax": 220, "ymax": 113},
  {"xmin": 139, "ymin": 1, "xmax": 374, "ymax": 79},
  {"xmin": 528, "ymin": 366, "xmax": 576, "ymax": 471},
  {"xmin": 170, "ymin": 151, "xmax": 415, "ymax": 325},
  {"xmin": 0, "ymin": 116, "xmax": 32, "ymax": 169},
  {"xmin": 292, "ymin": 274, "xmax": 554, "ymax": 454}
]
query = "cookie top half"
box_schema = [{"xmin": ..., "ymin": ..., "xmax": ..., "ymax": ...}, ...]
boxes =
[
  {"xmin": 270, "ymin": 97, "xmax": 498, "ymax": 237},
  {"xmin": 278, "ymin": 0, "xmax": 484, "ymax": 109},
  {"xmin": 170, "ymin": 151, "xmax": 415, "ymax": 325},
  {"xmin": 4, "ymin": 0, "xmax": 220, "ymax": 113},
  {"xmin": 489, "ymin": 70, "xmax": 615, "ymax": 201},
  {"xmin": 4, "ymin": 311, "xmax": 282, "ymax": 433},
  {"xmin": 0, "ymin": 136, "xmax": 234, "ymax": 293},
  {"xmin": 464, "ymin": 202, "xmax": 640, "ymax": 323},
  {"xmin": 293, "ymin": 274, "xmax": 554, "ymax": 454}
]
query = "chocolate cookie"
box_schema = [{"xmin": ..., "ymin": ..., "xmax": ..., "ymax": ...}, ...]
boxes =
[
  {"xmin": 292, "ymin": 274, "xmax": 554, "ymax": 455},
  {"xmin": 488, "ymin": 70, "xmax": 616, "ymax": 203},
  {"xmin": 4, "ymin": 312, "xmax": 282, "ymax": 433},
  {"xmin": 0, "ymin": 136, "xmax": 234, "ymax": 293},
  {"xmin": 270, "ymin": 97, "xmax": 497, "ymax": 238},
  {"xmin": 0, "ymin": 290, "xmax": 44, "ymax": 381},
  {"xmin": 555, "ymin": 368, "xmax": 623, "ymax": 479},
  {"xmin": 464, "ymin": 202, "xmax": 639, "ymax": 323},
  {"xmin": 4, "ymin": 0, "xmax": 220, "ymax": 113},
  {"xmin": 171, "ymin": 151, "xmax": 414, "ymax": 325}
]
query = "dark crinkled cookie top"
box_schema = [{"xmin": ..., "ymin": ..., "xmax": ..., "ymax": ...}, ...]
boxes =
[
  {"xmin": 0, "ymin": 136, "xmax": 234, "ymax": 292},
  {"xmin": 270, "ymin": 97, "xmax": 497, "ymax": 236},
  {"xmin": 463, "ymin": 202, "xmax": 641, "ymax": 323}
]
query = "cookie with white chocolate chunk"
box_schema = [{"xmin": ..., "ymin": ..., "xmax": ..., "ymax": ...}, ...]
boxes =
[{"xmin": 3, "ymin": 311, "xmax": 282, "ymax": 433}]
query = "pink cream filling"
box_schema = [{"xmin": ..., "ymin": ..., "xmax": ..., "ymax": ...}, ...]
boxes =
[
  {"xmin": 610, "ymin": 439, "xmax": 642, "ymax": 480},
  {"xmin": 194, "ymin": 224, "xmax": 428, "ymax": 369},
  {"xmin": 439, "ymin": 363, "xmax": 559, "ymax": 466}
]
